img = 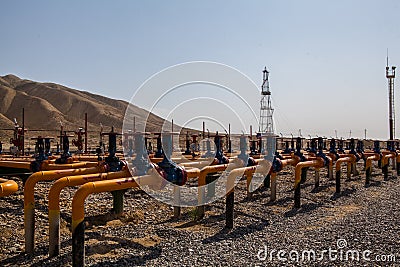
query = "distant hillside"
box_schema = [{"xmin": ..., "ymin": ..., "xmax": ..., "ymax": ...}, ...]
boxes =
[{"xmin": 0, "ymin": 74, "xmax": 172, "ymax": 134}]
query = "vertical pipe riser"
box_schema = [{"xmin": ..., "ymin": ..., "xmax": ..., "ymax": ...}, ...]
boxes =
[
  {"xmin": 335, "ymin": 171, "xmax": 341, "ymax": 194},
  {"xmin": 397, "ymin": 161, "xmax": 400, "ymax": 176},
  {"xmin": 270, "ymin": 174, "xmax": 277, "ymax": 202},
  {"xmin": 314, "ymin": 170, "xmax": 319, "ymax": 188},
  {"xmin": 112, "ymin": 190, "xmax": 124, "ymax": 214},
  {"xmin": 383, "ymin": 164, "xmax": 389, "ymax": 180},
  {"xmin": 24, "ymin": 203, "xmax": 35, "ymax": 254},
  {"xmin": 365, "ymin": 167, "xmax": 371, "ymax": 185},
  {"xmin": 49, "ymin": 209, "xmax": 60, "ymax": 257},
  {"xmin": 72, "ymin": 221, "xmax": 85, "ymax": 267},
  {"xmin": 294, "ymin": 184, "xmax": 300, "ymax": 208},
  {"xmin": 225, "ymin": 191, "xmax": 234, "ymax": 229},
  {"xmin": 263, "ymin": 174, "xmax": 270, "ymax": 188}
]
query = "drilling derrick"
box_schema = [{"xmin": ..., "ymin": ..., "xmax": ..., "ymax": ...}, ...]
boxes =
[
  {"xmin": 386, "ymin": 55, "xmax": 396, "ymax": 140},
  {"xmin": 259, "ymin": 67, "xmax": 274, "ymax": 134}
]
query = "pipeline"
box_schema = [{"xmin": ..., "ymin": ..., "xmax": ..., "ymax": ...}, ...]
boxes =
[
  {"xmin": 269, "ymin": 156, "xmax": 300, "ymax": 202},
  {"xmin": 48, "ymin": 168, "xmax": 132, "ymax": 257},
  {"xmin": 294, "ymin": 157, "xmax": 325, "ymax": 208},
  {"xmin": 334, "ymin": 155, "xmax": 356, "ymax": 193},
  {"xmin": 196, "ymin": 158, "xmax": 245, "ymax": 218},
  {"xmin": 365, "ymin": 141, "xmax": 382, "ymax": 185},
  {"xmin": 24, "ymin": 164, "xmax": 107, "ymax": 254},
  {"xmin": 0, "ymin": 177, "xmax": 18, "ymax": 197},
  {"xmin": 71, "ymin": 173, "xmax": 163, "ymax": 267}
]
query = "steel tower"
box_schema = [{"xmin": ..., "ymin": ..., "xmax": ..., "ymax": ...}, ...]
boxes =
[
  {"xmin": 259, "ymin": 67, "xmax": 274, "ymax": 134},
  {"xmin": 386, "ymin": 55, "xmax": 396, "ymax": 140}
]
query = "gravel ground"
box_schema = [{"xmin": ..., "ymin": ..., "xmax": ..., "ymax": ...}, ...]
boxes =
[{"xmin": 1, "ymin": 161, "xmax": 399, "ymax": 266}]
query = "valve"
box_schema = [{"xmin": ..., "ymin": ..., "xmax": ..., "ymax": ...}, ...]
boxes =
[
  {"xmin": 72, "ymin": 128, "xmax": 85, "ymax": 153},
  {"xmin": 387, "ymin": 140, "xmax": 396, "ymax": 152},
  {"xmin": 55, "ymin": 132, "xmax": 73, "ymax": 164},
  {"xmin": 122, "ymin": 131, "xmax": 134, "ymax": 157},
  {"xmin": 154, "ymin": 134, "xmax": 164, "ymax": 158},
  {"xmin": 373, "ymin": 140, "xmax": 381, "ymax": 154},
  {"xmin": 356, "ymin": 140, "xmax": 364, "ymax": 153},
  {"xmin": 102, "ymin": 127, "xmax": 124, "ymax": 172},
  {"xmin": 131, "ymin": 133, "xmax": 152, "ymax": 175},
  {"xmin": 249, "ymin": 140, "xmax": 258, "ymax": 155},
  {"xmin": 294, "ymin": 137, "xmax": 306, "ymax": 161},
  {"xmin": 238, "ymin": 135, "xmax": 249, "ymax": 163},
  {"xmin": 10, "ymin": 119, "xmax": 24, "ymax": 155},
  {"xmin": 30, "ymin": 136, "xmax": 49, "ymax": 172},
  {"xmin": 214, "ymin": 132, "xmax": 228, "ymax": 164},
  {"xmin": 329, "ymin": 138, "xmax": 339, "ymax": 160},
  {"xmin": 338, "ymin": 139, "xmax": 345, "ymax": 153},
  {"xmin": 272, "ymin": 157, "xmax": 283, "ymax": 173},
  {"xmin": 283, "ymin": 140, "xmax": 291, "ymax": 154},
  {"xmin": 316, "ymin": 137, "xmax": 329, "ymax": 166},
  {"xmin": 183, "ymin": 131, "xmax": 191, "ymax": 155},
  {"xmin": 348, "ymin": 138, "xmax": 360, "ymax": 162},
  {"xmin": 44, "ymin": 138, "xmax": 51, "ymax": 156},
  {"xmin": 156, "ymin": 133, "xmax": 187, "ymax": 186},
  {"xmin": 309, "ymin": 138, "xmax": 317, "ymax": 154}
]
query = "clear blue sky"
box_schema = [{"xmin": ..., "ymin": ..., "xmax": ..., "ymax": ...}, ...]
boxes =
[{"xmin": 1, "ymin": 0, "xmax": 399, "ymax": 139}]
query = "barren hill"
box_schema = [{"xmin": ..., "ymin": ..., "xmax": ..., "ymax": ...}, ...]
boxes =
[{"xmin": 0, "ymin": 74, "xmax": 171, "ymax": 134}]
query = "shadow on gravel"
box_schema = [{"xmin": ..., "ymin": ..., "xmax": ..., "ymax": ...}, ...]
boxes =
[
  {"xmin": 0, "ymin": 237, "xmax": 73, "ymax": 267},
  {"xmin": 266, "ymin": 196, "xmax": 293, "ymax": 206},
  {"xmin": 330, "ymin": 187, "xmax": 356, "ymax": 201},
  {"xmin": 283, "ymin": 202, "xmax": 323, "ymax": 217},
  {"xmin": 311, "ymin": 183, "xmax": 333, "ymax": 193},
  {"xmin": 365, "ymin": 180, "xmax": 382, "ymax": 188},
  {"xmin": 201, "ymin": 219, "xmax": 269, "ymax": 244},
  {"xmin": 0, "ymin": 195, "xmax": 24, "ymax": 214}
]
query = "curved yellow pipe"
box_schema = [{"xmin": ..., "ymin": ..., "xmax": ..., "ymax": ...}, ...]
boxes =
[
  {"xmin": 269, "ymin": 156, "xmax": 300, "ymax": 202},
  {"xmin": 24, "ymin": 164, "xmax": 107, "ymax": 254},
  {"xmin": 0, "ymin": 178, "xmax": 18, "ymax": 197},
  {"xmin": 294, "ymin": 158, "xmax": 324, "ymax": 208},
  {"xmin": 71, "ymin": 173, "xmax": 162, "ymax": 266},
  {"xmin": 48, "ymin": 169, "xmax": 131, "ymax": 257},
  {"xmin": 294, "ymin": 159, "xmax": 324, "ymax": 187}
]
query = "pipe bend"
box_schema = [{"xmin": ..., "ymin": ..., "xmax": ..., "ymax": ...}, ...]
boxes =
[
  {"xmin": 0, "ymin": 178, "xmax": 18, "ymax": 197},
  {"xmin": 335, "ymin": 157, "xmax": 351, "ymax": 170},
  {"xmin": 294, "ymin": 160, "xmax": 323, "ymax": 186}
]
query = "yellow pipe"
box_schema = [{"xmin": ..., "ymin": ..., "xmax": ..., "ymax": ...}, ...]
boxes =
[
  {"xmin": 185, "ymin": 167, "xmax": 200, "ymax": 179},
  {"xmin": 24, "ymin": 164, "xmax": 108, "ymax": 254},
  {"xmin": 335, "ymin": 157, "xmax": 353, "ymax": 178},
  {"xmin": 48, "ymin": 169, "xmax": 131, "ymax": 257},
  {"xmin": 41, "ymin": 161, "xmax": 99, "ymax": 170},
  {"xmin": 180, "ymin": 161, "xmax": 210, "ymax": 169},
  {"xmin": 365, "ymin": 154, "xmax": 380, "ymax": 184},
  {"xmin": 268, "ymin": 156, "xmax": 300, "ymax": 202},
  {"xmin": 0, "ymin": 161, "xmax": 31, "ymax": 170},
  {"xmin": 71, "ymin": 173, "xmax": 161, "ymax": 266},
  {"xmin": 294, "ymin": 158, "xmax": 324, "ymax": 208},
  {"xmin": 0, "ymin": 178, "xmax": 18, "ymax": 197}
]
